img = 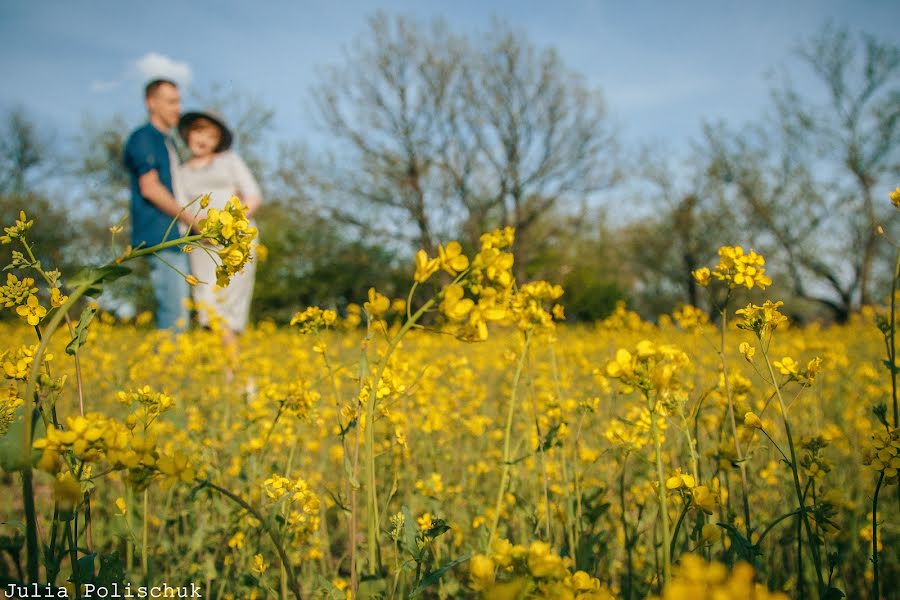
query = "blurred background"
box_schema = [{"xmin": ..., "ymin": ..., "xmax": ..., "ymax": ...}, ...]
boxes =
[{"xmin": 1, "ymin": 0, "xmax": 898, "ymax": 323}]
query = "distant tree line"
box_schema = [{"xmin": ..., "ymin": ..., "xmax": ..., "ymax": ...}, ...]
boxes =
[{"xmin": 1, "ymin": 17, "xmax": 897, "ymax": 323}]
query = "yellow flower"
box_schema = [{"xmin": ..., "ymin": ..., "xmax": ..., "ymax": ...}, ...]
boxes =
[
  {"xmin": 701, "ymin": 522, "xmax": 721, "ymax": 544},
  {"xmin": 890, "ymin": 186, "xmax": 900, "ymax": 208},
  {"xmin": 414, "ymin": 249, "xmax": 440, "ymax": 283},
  {"xmin": 744, "ymin": 412, "xmax": 763, "ymax": 429},
  {"xmin": 692, "ymin": 267, "xmax": 711, "ymax": 287},
  {"xmin": 16, "ymin": 294, "xmax": 46, "ymax": 326},
  {"xmin": 227, "ymin": 531, "xmax": 245, "ymax": 550},
  {"xmin": 773, "ymin": 356, "xmax": 799, "ymax": 376},
  {"xmin": 666, "ymin": 470, "xmax": 695, "ymax": 490},
  {"xmin": 438, "ymin": 241, "xmax": 469, "ymax": 275},
  {"xmin": 252, "ymin": 554, "xmax": 268, "ymax": 575},
  {"xmin": 469, "ymin": 554, "xmax": 495, "ymax": 590},
  {"xmin": 364, "ymin": 287, "xmax": 390, "ymax": 317},
  {"xmin": 739, "ymin": 342, "xmax": 755, "ymax": 361},
  {"xmin": 440, "ymin": 284, "xmax": 474, "ymax": 321},
  {"xmin": 50, "ymin": 287, "xmax": 68, "ymax": 308}
]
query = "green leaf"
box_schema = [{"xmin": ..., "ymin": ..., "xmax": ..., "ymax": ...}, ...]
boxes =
[
  {"xmin": 401, "ymin": 505, "xmax": 422, "ymax": 561},
  {"xmin": 822, "ymin": 587, "xmax": 845, "ymax": 600},
  {"xmin": 95, "ymin": 553, "xmax": 126, "ymax": 589},
  {"xmin": 423, "ymin": 519, "xmax": 450, "ymax": 541},
  {"xmin": 0, "ymin": 406, "xmax": 44, "ymax": 472},
  {"xmin": 409, "ymin": 555, "xmax": 470, "ymax": 598},
  {"xmin": 718, "ymin": 522, "xmax": 760, "ymax": 563},
  {"xmin": 70, "ymin": 552, "xmax": 96, "ymax": 584},
  {"xmin": 66, "ymin": 305, "xmax": 98, "ymax": 355},
  {"xmin": 68, "ymin": 264, "xmax": 131, "ymax": 288},
  {"xmin": 344, "ymin": 455, "xmax": 360, "ymax": 490}
]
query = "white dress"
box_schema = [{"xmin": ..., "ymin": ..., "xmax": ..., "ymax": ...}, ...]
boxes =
[{"xmin": 178, "ymin": 151, "xmax": 261, "ymax": 332}]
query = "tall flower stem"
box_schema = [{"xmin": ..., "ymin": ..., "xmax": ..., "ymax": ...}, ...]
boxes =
[
  {"xmin": 758, "ymin": 341, "xmax": 826, "ymax": 595},
  {"xmin": 364, "ymin": 293, "xmax": 437, "ymax": 573},
  {"xmin": 649, "ymin": 392, "xmax": 671, "ymax": 586},
  {"xmin": 872, "ymin": 471, "xmax": 884, "ymax": 600},
  {"xmin": 719, "ymin": 308, "xmax": 753, "ymax": 538},
  {"xmin": 487, "ymin": 329, "xmax": 533, "ymax": 550}
]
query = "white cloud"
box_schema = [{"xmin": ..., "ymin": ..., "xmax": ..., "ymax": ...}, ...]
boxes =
[
  {"xmin": 90, "ymin": 79, "xmax": 121, "ymax": 93},
  {"xmin": 132, "ymin": 52, "xmax": 192, "ymax": 87}
]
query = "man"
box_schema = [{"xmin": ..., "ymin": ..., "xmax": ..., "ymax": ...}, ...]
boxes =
[{"xmin": 123, "ymin": 79, "xmax": 197, "ymax": 330}]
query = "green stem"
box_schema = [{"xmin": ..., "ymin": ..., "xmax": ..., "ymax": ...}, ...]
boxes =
[
  {"xmin": 486, "ymin": 329, "xmax": 533, "ymax": 550},
  {"xmin": 650, "ymin": 393, "xmax": 671, "ymax": 586},
  {"xmin": 364, "ymin": 295, "xmax": 438, "ymax": 573},
  {"xmin": 758, "ymin": 341, "xmax": 826, "ymax": 595},
  {"xmin": 873, "ymin": 471, "xmax": 884, "ymax": 600},
  {"xmin": 199, "ymin": 480, "xmax": 304, "ymax": 600},
  {"xmin": 142, "ymin": 489, "xmax": 149, "ymax": 580},
  {"xmin": 669, "ymin": 499, "xmax": 690, "ymax": 562},
  {"xmin": 755, "ymin": 508, "xmax": 801, "ymax": 547},
  {"xmin": 719, "ymin": 309, "xmax": 753, "ymax": 539},
  {"xmin": 891, "ymin": 247, "xmax": 900, "ymax": 428}
]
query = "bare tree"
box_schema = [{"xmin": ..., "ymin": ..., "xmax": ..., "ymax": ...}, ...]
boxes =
[
  {"xmin": 311, "ymin": 13, "xmax": 464, "ymax": 253},
  {"xmin": 704, "ymin": 23, "xmax": 899, "ymax": 320},
  {"xmin": 0, "ymin": 107, "xmax": 52, "ymax": 196},
  {"xmin": 310, "ymin": 14, "xmax": 618, "ymax": 272},
  {"xmin": 462, "ymin": 21, "xmax": 618, "ymax": 277}
]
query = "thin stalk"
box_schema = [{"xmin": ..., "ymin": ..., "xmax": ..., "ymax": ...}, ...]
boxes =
[
  {"xmin": 758, "ymin": 342, "xmax": 826, "ymax": 595},
  {"xmin": 669, "ymin": 498, "xmax": 690, "ymax": 561},
  {"xmin": 873, "ymin": 471, "xmax": 884, "ymax": 600},
  {"xmin": 650, "ymin": 394, "xmax": 671, "ymax": 585},
  {"xmin": 891, "ymin": 247, "xmax": 900, "ymax": 428},
  {"xmin": 142, "ymin": 489, "xmax": 149, "ymax": 580},
  {"xmin": 200, "ymin": 480, "xmax": 304, "ymax": 600},
  {"xmin": 719, "ymin": 309, "xmax": 753, "ymax": 538},
  {"xmin": 619, "ymin": 456, "xmax": 633, "ymax": 600},
  {"xmin": 364, "ymin": 294, "xmax": 438, "ymax": 573},
  {"xmin": 487, "ymin": 330, "xmax": 533, "ymax": 550}
]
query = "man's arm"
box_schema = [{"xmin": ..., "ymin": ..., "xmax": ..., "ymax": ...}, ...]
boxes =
[{"xmin": 138, "ymin": 169, "xmax": 198, "ymax": 231}]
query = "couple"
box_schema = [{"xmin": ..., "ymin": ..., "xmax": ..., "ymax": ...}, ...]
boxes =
[{"xmin": 122, "ymin": 78, "xmax": 262, "ymax": 351}]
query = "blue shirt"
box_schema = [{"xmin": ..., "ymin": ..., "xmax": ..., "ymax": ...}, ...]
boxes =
[{"xmin": 123, "ymin": 123, "xmax": 178, "ymax": 248}]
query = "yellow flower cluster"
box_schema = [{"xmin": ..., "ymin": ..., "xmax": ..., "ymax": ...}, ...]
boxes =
[
  {"xmin": 890, "ymin": 186, "xmax": 900, "ymax": 208},
  {"xmin": 0, "ymin": 210, "xmax": 34, "ymax": 244},
  {"xmin": 605, "ymin": 340, "xmax": 691, "ymax": 400},
  {"xmin": 414, "ymin": 240, "xmax": 470, "ymax": 283},
  {"xmin": 470, "ymin": 539, "xmax": 615, "ymax": 599},
  {"xmin": 672, "ymin": 304, "xmax": 710, "ymax": 329},
  {"xmin": 33, "ymin": 412, "xmax": 156, "ymax": 472},
  {"xmin": 0, "ymin": 384, "xmax": 23, "ymax": 435},
  {"xmin": 260, "ymin": 380, "xmax": 320, "ymax": 419},
  {"xmin": 735, "ymin": 300, "xmax": 787, "ymax": 336},
  {"xmin": 862, "ymin": 428, "xmax": 900, "ymax": 484},
  {"xmin": 261, "ymin": 475, "xmax": 321, "ymax": 545},
  {"xmin": 198, "ymin": 196, "xmax": 258, "ymax": 287},
  {"xmin": 431, "ymin": 228, "xmax": 520, "ymax": 342},
  {"xmin": 512, "ymin": 281, "xmax": 565, "ymax": 331},
  {"xmin": 289, "ymin": 306, "xmax": 337, "ymax": 333},
  {"xmin": 604, "ymin": 404, "xmax": 666, "ymax": 450},
  {"xmin": 117, "ymin": 385, "xmax": 175, "ymax": 421},
  {"xmin": 651, "ymin": 554, "xmax": 788, "ymax": 600},
  {"xmin": 692, "ymin": 246, "xmax": 772, "ymax": 290},
  {"xmin": 3, "ymin": 343, "xmax": 51, "ymax": 380},
  {"xmin": 0, "ymin": 273, "xmax": 37, "ymax": 308}
]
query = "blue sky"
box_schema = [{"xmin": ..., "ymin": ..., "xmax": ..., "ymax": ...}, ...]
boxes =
[{"xmin": 1, "ymin": 0, "xmax": 898, "ymax": 162}]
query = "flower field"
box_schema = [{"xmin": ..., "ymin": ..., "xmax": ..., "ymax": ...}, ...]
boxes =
[{"xmin": 1, "ymin": 205, "xmax": 899, "ymax": 599}]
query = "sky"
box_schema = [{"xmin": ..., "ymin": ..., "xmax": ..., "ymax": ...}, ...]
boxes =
[{"xmin": 1, "ymin": 0, "xmax": 898, "ymax": 172}]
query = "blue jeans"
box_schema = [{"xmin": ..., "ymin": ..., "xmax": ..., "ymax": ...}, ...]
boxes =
[{"xmin": 149, "ymin": 248, "xmax": 191, "ymax": 331}]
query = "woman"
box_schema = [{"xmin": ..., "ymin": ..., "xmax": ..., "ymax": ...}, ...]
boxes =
[{"xmin": 177, "ymin": 109, "xmax": 262, "ymax": 354}]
